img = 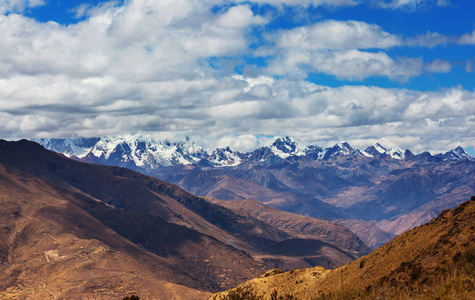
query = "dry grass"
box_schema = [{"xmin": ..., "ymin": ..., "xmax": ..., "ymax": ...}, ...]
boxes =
[{"xmin": 210, "ymin": 198, "xmax": 475, "ymax": 300}]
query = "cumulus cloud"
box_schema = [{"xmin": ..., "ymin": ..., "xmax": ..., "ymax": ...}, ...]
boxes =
[
  {"xmin": 3, "ymin": 71, "xmax": 474, "ymax": 154},
  {"xmin": 262, "ymin": 20, "xmax": 429, "ymax": 81},
  {"xmin": 307, "ymin": 50, "xmax": 423, "ymax": 81},
  {"xmin": 274, "ymin": 20, "xmax": 402, "ymax": 50},
  {"xmin": 217, "ymin": 5, "xmax": 267, "ymax": 28},
  {"xmin": 0, "ymin": 2, "xmax": 266, "ymax": 82},
  {"xmin": 216, "ymin": 134, "xmax": 260, "ymax": 152}
]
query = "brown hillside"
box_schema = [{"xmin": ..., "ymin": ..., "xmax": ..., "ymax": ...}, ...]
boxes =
[
  {"xmin": 0, "ymin": 164, "xmax": 210, "ymax": 299},
  {"xmin": 211, "ymin": 197, "xmax": 475, "ymax": 299}
]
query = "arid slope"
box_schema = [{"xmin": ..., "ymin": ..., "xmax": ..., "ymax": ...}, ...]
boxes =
[{"xmin": 211, "ymin": 197, "xmax": 475, "ymax": 299}]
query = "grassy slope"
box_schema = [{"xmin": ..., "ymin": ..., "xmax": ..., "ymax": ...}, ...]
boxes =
[{"xmin": 211, "ymin": 197, "xmax": 475, "ymax": 299}]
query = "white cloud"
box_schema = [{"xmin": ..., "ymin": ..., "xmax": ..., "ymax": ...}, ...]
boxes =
[
  {"xmin": 275, "ymin": 20, "xmax": 402, "ymax": 50},
  {"xmin": 2, "ymin": 72, "xmax": 474, "ymax": 153},
  {"xmin": 406, "ymin": 31, "xmax": 452, "ymax": 48},
  {"xmin": 436, "ymin": 0, "xmax": 451, "ymax": 6},
  {"xmin": 0, "ymin": 0, "xmax": 473, "ymax": 154},
  {"xmin": 245, "ymin": 0, "xmax": 361, "ymax": 8},
  {"xmin": 425, "ymin": 59, "xmax": 451, "ymax": 73},
  {"xmin": 406, "ymin": 29, "xmax": 475, "ymax": 47},
  {"xmin": 0, "ymin": 1, "xmax": 268, "ymax": 83},
  {"xmin": 371, "ymin": 0, "xmax": 439, "ymax": 10},
  {"xmin": 459, "ymin": 30, "xmax": 475, "ymax": 45},
  {"xmin": 216, "ymin": 135, "xmax": 260, "ymax": 152},
  {"xmin": 264, "ymin": 20, "xmax": 421, "ymax": 81},
  {"xmin": 264, "ymin": 20, "xmax": 462, "ymax": 81},
  {"xmin": 217, "ymin": 5, "xmax": 267, "ymax": 28},
  {"xmin": 0, "ymin": 0, "xmax": 45, "ymax": 14},
  {"xmin": 466, "ymin": 62, "xmax": 475, "ymax": 73},
  {"xmin": 307, "ymin": 49, "xmax": 423, "ymax": 81}
]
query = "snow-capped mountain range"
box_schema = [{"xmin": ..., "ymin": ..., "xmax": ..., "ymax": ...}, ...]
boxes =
[{"xmin": 32, "ymin": 136, "xmax": 474, "ymax": 169}]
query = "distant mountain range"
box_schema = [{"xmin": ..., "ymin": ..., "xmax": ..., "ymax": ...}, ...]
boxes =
[
  {"xmin": 34, "ymin": 136, "xmax": 475, "ymax": 248},
  {"xmin": 33, "ymin": 136, "xmax": 473, "ymax": 168}
]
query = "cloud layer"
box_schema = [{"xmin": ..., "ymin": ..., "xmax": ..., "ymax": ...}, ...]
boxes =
[{"xmin": 0, "ymin": 0, "xmax": 473, "ymax": 154}]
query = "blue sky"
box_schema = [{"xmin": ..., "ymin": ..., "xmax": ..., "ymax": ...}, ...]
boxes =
[{"xmin": 0, "ymin": 0, "xmax": 474, "ymax": 153}]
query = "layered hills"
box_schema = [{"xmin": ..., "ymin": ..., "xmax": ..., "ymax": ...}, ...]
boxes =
[
  {"xmin": 211, "ymin": 197, "xmax": 475, "ymax": 299},
  {"xmin": 35, "ymin": 136, "xmax": 475, "ymax": 247},
  {"xmin": 0, "ymin": 140, "xmax": 368, "ymax": 299}
]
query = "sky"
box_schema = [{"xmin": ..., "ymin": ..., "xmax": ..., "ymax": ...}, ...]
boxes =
[{"xmin": 0, "ymin": 0, "xmax": 474, "ymax": 154}]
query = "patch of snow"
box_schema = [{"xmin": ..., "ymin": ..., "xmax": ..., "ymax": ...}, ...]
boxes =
[
  {"xmin": 361, "ymin": 150, "xmax": 373, "ymax": 157},
  {"xmin": 388, "ymin": 147, "xmax": 404, "ymax": 160},
  {"xmin": 374, "ymin": 143, "xmax": 387, "ymax": 154}
]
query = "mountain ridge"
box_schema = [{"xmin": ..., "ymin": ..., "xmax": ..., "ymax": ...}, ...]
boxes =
[{"xmin": 33, "ymin": 136, "xmax": 474, "ymax": 168}]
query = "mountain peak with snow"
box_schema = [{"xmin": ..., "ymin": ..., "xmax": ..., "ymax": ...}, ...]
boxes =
[
  {"xmin": 35, "ymin": 136, "xmax": 208, "ymax": 169},
  {"xmin": 323, "ymin": 142, "xmax": 365, "ymax": 160},
  {"xmin": 208, "ymin": 147, "xmax": 244, "ymax": 167},
  {"xmin": 436, "ymin": 146, "xmax": 474, "ymax": 161},
  {"xmin": 364, "ymin": 143, "xmax": 405, "ymax": 160},
  {"xmin": 269, "ymin": 136, "xmax": 305, "ymax": 159}
]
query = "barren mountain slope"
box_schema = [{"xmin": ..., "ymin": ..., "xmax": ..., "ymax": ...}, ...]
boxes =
[
  {"xmin": 211, "ymin": 197, "xmax": 475, "ymax": 299},
  {"xmin": 0, "ymin": 165, "xmax": 210, "ymax": 299}
]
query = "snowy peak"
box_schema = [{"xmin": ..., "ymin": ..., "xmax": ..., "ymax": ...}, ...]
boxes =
[
  {"xmin": 364, "ymin": 143, "xmax": 404, "ymax": 160},
  {"xmin": 437, "ymin": 146, "xmax": 474, "ymax": 161},
  {"xmin": 323, "ymin": 142, "xmax": 363, "ymax": 160},
  {"xmin": 304, "ymin": 144, "xmax": 325, "ymax": 160},
  {"xmin": 269, "ymin": 136, "xmax": 305, "ymax": 159},
  {"xmin": 33, "ymin": 137, "xmax": 474, "ymax": 168},
  {"xmin": 35, "ymin": 136, "xmax": 208, "ymax": 168},
  {"xmin": 174, "ymin": 139, "xmax": 208, "ymax": 165},
  {"xmin": 364, "ymin": 143, "xmax": 387, "ymax": 157},
  {"xmin": 387, "ymin": 147, "xmax": 405, "ymax": 160},
  {"xmin": 31, "ymin": 137, "xmax": 100, "ymax": 158},
  {"xmin": 208, "ymin": 147, "xmax": 244, "ymax": 167}
]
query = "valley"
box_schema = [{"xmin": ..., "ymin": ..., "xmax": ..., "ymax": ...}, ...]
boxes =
[{"xmin": 35, "ymin": 136, "xmax": 475, "ymax": 248}]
